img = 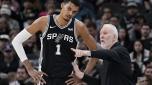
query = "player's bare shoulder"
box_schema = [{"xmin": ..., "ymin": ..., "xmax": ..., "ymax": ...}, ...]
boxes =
[
  {"xmin": 34, "ymin": 15, "xmax": 49, "ymax": 32},
  {"xmin": 75, "ymin": 19, "xmax": 86, "ymax": 36},
  {"xmin": 75, "ymin": 19, "xmax": 85, "ymax": 29},
  {"xmin": 26, "ymin": 15, "xmax": 49, "ymax": 34},
  {"xmin": 75, "ymin": 19, "xmax": 89, "ymax": 36}
]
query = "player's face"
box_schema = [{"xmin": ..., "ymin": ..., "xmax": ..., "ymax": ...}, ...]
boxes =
[
  {"xmin": 61, "ymin": 2, "xmax": 79, "ymax": 21},
  {"xmin": 100, "ymin": 27, "xmax": 115, "ymax": 49}
]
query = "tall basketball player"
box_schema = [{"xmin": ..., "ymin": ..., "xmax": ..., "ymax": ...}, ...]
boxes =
[{"xmin": 12, "ymin": 0, "xmax": 97, "ymax": 85}]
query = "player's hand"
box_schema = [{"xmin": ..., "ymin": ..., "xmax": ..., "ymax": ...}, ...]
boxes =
[
  {"xmin": 27, "ymin": 68, "xmax": 48, "ymax": 85},
  {"xmin": 71, "ymin": 48, "xmax": 86, "ymax": 57}
]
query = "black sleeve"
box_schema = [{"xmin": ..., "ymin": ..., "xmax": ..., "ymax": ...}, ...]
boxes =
[
  {"xmin": 90, "ymin": 47, "xmax": 126, "ymax": 63},
  {"xmin": 82, "ymin": 74, "xmax": 100, "ymax": 85}
]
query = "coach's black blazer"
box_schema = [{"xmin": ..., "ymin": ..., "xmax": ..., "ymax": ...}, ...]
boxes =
[{"xmin": 82, "ymin": 42, "xmax": 135, "ymax": 85}]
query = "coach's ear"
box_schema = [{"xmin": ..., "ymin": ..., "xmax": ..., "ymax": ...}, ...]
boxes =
[{"xmin": 61, "ymin": 2, "xmax": 64, "ymax": 9}]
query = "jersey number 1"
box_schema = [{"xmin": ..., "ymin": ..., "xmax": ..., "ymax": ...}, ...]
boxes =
[{"xmin": 56, "ymin": 44, "xmax": 61, "ymax": 55}]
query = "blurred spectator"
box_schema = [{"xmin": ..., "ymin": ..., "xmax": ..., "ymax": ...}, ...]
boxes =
[
  {"xmin": 130, "ymin": 40, "xmax": 150, "ymax": 73},
  {"xmin": 22, "ymin": 1, "xmax": 33, "ymax": 15},
  {"xmin": 81, "ymin": 15, "xmax": 93, "ymax": 26},
  {"xmin": 16, "ymin": 66, "xmax": 33, "ymax": 85},
  {"xmin": 23, "ymin": 12, "xmax": 36, "ymax": 28},
  {"xmin": 128, "ymin": 21, "xmax": 142, "ymax": 41},
  {"xmin": 7, "ymin": 72, "xmax": 20, "ymax": 85},
  {"xmin": 22, "ymin": 1, "xmax": 38, "ymax": 22},
  {"xmin": 118, "ymin": 28, "xmax": 132, "ymax": 52},
  {"xmin": 96, "ymin": 7, "xmax": 112, "ymax": 29},
  {"xmin": 0, "ymin": 34, "xmax": 10, "ymax": 51},
  {"xmin": 109, "ymin": 16, "xmax": 122, "ymax": 29},
  {"xmin": 121, "ymin": 2, "xmax": 139, "ymax": 30},
  {"xmin": 39, "ymin": 0, "xmax": 55, "ymax": 16},
  {"xmin": 136, "ymin": 15, "xmax": 146, "ymax": 27},
  {"xmin": 144, "ymin": 62, "xmax": 152, "ymax": 85},
  {"xmin": 0, "ymin": 45, "xmax": 19, "ymax": 73},
  {"xmin": 144, "ymin": 0, "xmax": 152, "ymax": 13},
  {"xmin": 140, "ymin": 24, "xmax": 152, "ymax": 50},
  {"xmin": 86, "ymin": 22, "xmax": 98, "ymax": 41},
  {"xmin": 131, "ymin": 62, "xmax": 142, "ymax": 83},
  {"xmin": 0, "ymin": 4, "xmax": 20, "ymax": 31},
  {"xmin": 75, "ymin": 0, "xmax": 96, "ymax": 20},
  {"xmin": 9, "ymin": 30, "xmax": 19, "ymax": 41},
  {"xmin": 0, "ymin": 0, "xmax": 20, "ymax": 13},
  {"xmin": 136, "ymin": 76, "xmax": 149, "ymax": 85},
  {"xmin": 0, "ymin": 17, "xmax": 10, "ymax": 35}
]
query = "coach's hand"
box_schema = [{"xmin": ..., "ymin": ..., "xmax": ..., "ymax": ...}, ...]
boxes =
[
  {"xmin": 27, "ymin": 68, "xmax": 48, "ymax": 85},
  {"xmin": 65, "ymin": 62, "xmax": 84, "ymax": 85},
  {"xmin": 71, "ymin": 48, "xmax": 90, "ymax": 57}
]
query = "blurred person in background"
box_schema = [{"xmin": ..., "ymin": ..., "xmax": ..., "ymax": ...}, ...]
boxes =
[
  {"xmin": 0, "ymin": 17, "xmax": 10, "ymax": 35},
  {"xmin": 0, "ymin": 44, "xmax": 19, "ymax": 73},
  {"xmin": 86, "ymin": 22, "xmax": 98, "ymax": 41},
  {"xmin": 143, "ymin": 0, "xmax": 152, "ymax": 13},
  {"xmin": 23, "ymin": 12, "xmax": 37, "ymax": 28},
  {"xmin": 144, "ymin": 61, "xmax": 152, "ymax": 85},
  {"xmin": 16, "ymin": 66, "xmax": 33, "ymax": 85},
  {"xmin": 130, "ymin": 40, "xmax": 150, "ymax": 73},
  {"xmin": 0, "ymin": 4, "xmax": 20, "ymax": 31},
  {"xmin": 96, "ymin": 7, "xmax": 112, "ymax": 29},
  {"xmin": 136, "ymin": 76, "xmax": 149, "ymax": 85},
  {"xmin": 121, "ymin": 2, "xmax": 139, "ymax": 30},
  {"xmin": 7, "ymin": 72, "xmax": 20, "ymax": 85},
  {"xmin": 39, "ymin": 0, "xmax": 55, "ymax": 16},
  {"xmin": 131, "ymin": 62, "xmax": 142, "ymax": 83},
  {"xmin": 128, "ymin": 21, "xmax": 142, "ymax": 41},
  {"xmin": 140, "ymin": 24, "xmax": 151, "ymax": 40},
  {"xmin": 140, "ymin": 24, "xmax": 152, "ymax": 50},
  {"xmin": 136, "ymin": 15, "xmax": 146, "ymax": 27},
  {"xmin": 0, "ymin": 34, "xmax": 10, "ymax": 51},
  {"xmin": 109, "ymin": 16, "xmax": 122, "ymax": 30},
  {"xmin": 81, "ymin": 15, "xmax": 93, "ymax": 26},
  {"xmin": 118, "ymin": 28, "xmax": 132, "ymax": 52},
  {"xmin": 0, "ymin": 0, "xmax": 20, "ymax": 13}
]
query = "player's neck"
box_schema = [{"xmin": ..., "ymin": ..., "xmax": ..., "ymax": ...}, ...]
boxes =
[{"xmin": 56, "ymin": 14, "xmax": 70, "ymax": 27}]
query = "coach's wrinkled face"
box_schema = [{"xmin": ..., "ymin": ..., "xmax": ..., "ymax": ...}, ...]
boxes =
[
  {"xmin": 100, "ymin": 26, "xmax": 116, "ymax": 49},
  {"xmin": 60, "ymin": 1, "xmax": 79, "ymax": 21}
]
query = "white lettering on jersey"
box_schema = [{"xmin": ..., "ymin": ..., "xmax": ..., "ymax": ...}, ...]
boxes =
[
  {"xmin": 47, "ymin": 33, "xmax": 57, "ymax": 39},
  {"xmin": 47, "ymin": 33, "xmax": 74, "ymax": 43}
]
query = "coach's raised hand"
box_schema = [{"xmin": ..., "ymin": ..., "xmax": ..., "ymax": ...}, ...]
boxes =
[
  {"xmin": 23, "ymin": 60, "xmax": 48, "ymax": 85},
  {"xmin": 71, "ymin": 48, "xmax": 91, "ymax": 57}
]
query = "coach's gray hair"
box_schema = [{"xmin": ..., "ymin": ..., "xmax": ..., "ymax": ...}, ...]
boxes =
[{"xmin": 102, "ymin": 24, "xmax": 118, "ymax": 41}]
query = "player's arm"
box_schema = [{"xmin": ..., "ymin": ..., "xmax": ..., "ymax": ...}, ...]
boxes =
[
  {"xmin": 75, "ymin": 20, "xmax": 98, "ymax": 74},
  {"xmin": 12, "ymin": 16, "xmax": 48, "ymax": 84}
]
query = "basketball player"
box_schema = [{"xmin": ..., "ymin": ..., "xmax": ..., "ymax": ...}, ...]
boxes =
[{"xmin": 12, "ymin": 0, "xmax": 97, "ymax": 85}]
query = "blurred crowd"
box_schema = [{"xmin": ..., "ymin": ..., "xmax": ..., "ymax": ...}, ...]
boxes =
[{"xmin": 0, "ymin": 0, "xmax": 152, "ymax": 85}]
